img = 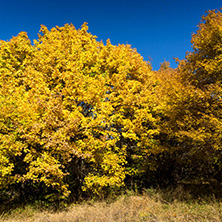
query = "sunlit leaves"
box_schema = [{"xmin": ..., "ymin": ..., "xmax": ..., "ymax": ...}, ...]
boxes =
[
  {"xmin": 0, "ymin": 23, "xmax": 158, "ymax": 199},
  {"xmin": 1, "ymin": 9, "xmax": 222, "ymax": 201}
]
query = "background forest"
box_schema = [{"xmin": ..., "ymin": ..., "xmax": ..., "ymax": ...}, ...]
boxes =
[{"xmin": 0, "ymin": 9, "xmax": 222, "ymax": 205}]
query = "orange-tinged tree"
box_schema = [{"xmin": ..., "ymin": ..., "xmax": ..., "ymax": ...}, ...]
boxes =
[
  {"xmin": 180, "ymin": 9, "xmax": 222, "ymax": 88},
  {"xmin": 177, "ymin": 9, "xmax": 222, "ymax": 184},
  {"xmin": 152, "ymin": 9, "xmax": 222, "ymax": 185}
]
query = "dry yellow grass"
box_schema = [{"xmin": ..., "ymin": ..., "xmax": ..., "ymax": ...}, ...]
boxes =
[{"xmin": 1, "ymin": 190, "xmax": 222, "ymax": 222}]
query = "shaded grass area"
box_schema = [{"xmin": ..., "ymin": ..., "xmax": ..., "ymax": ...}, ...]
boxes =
[{"xmin": 1, "ymin": 187, "xmax": 222, "ymax": 222}]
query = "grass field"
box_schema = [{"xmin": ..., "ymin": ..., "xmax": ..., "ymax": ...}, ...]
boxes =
[{"xmin": 1, "ymin": 188, "xmax": 222, "ymax": 222}]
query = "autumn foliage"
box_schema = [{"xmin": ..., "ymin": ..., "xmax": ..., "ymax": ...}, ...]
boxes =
[{"xmin": 1, "ymin": 9, "xmax": 222, "ymax": 202}]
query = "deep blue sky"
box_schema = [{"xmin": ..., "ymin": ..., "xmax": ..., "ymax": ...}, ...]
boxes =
[{"xmin": 0, "ymin": 0, "xmax": 221, "ymax": 70}]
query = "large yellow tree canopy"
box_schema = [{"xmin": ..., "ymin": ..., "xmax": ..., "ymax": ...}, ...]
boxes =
[
  {"xmin": 0, "ymin": 9, "xmax": 222, "ymax": 201},
  {"xmin": 0, "ymin": 23, "xmax": 159, "ymax": 199}
]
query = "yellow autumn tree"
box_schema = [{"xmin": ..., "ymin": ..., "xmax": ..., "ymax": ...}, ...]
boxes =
[
  {"xmin": 98, "ymin": 41, "xmax": 163, "ymax": 188},
  {"xmin": 0, "ymin": 23, "xmax": 161, "ymax": 201},
  {"xmin": 0, "ymin": 24, "xmax": 121, "ymax": 200}
]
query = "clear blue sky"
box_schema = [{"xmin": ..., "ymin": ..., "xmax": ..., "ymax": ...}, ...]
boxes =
[{"xmin": 0, "ymin": 0, "xmax": 221, "ymax": 70}]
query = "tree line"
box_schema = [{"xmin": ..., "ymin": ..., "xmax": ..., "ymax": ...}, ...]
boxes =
[{"xmin": 0, "ymin": 9, "xmax": 222, "ymax": 203}]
